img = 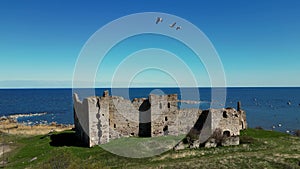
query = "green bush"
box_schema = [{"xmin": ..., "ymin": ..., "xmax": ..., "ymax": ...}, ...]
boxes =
[
  {"xmin": 294, "ymin": 130, "xmax": 300, "ymax": 137},
  {"xmin": 254, "ymin": 126, "xmax": 263, "ymax": 130},
  {"xmin": 240, "ymin": 135, "xmax": 256, "ymax": 144}
]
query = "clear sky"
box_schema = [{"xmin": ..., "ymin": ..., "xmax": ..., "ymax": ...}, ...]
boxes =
[{"xmin": 0, "ymin": 0, "xmax": 299, "ymax": 88}]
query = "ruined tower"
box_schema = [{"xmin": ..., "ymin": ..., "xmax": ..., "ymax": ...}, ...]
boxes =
[{"xmin": 149, "ymin": 94, "xmax": 178, "ymax": 137}]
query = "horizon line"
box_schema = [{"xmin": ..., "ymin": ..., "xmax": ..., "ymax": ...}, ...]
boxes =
[{"xmin": 1, "ymin": 86, "xmax": 300, "ymax": 89}]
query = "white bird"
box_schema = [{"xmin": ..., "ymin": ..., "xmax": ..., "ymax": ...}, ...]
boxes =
[
  {"xmin": 272, "ymin": 125, "xmax": 276, "ymax": 129},
  {"xmin": 156, "ymin": 17, "xmax": 163, "ymax": 24},
  {"xmin": 169, "ymin": 22, "xmax": 176, "ymax": 28},
  {"xmin": 176, "ymin": 26, "xmax": 182, "ymax": 30},
  {"xmin": 278, "ymin": 123, "xmax": 282, "ymax": 127}
]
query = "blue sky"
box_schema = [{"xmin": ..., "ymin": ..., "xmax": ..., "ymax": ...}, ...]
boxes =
[{"xmin": 0, "ymin": 0, "xmax": 299, "ymax": 88}]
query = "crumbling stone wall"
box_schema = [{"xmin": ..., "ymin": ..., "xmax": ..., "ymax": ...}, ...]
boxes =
[
  {"xmin": 177, "ymin": 109, "xmax": 202, "ymax": 135},
  {"xmin": 133, "ymin": 98, "xmax": 151, "ymax": 137},
  {"xmin": 73, "ymin": 94, "xmax": 110, "ymax": 147},
  {"xmin": 149, "ymin": 94, "xmax": 178, "ymax": 137},
  {"xmin": 205, "ymin": 108, "xmax": 244, "ymax": 147},
  {"xmin": 74, "ymin": 91, "xmax": 247, "ymax": 148},
  {"xmin": 211, "ymin": 108, "xmax": 241, "ymax": 137},
  {"xmin": 177, "ymin": 107, "xmax": 247, "ymax": 150},
  {"xmin": 108, "ymin": 96, "xmax": 139, "ymax": 139},
  {"xmin": 239, "ymin": 109, "xmax": 247, "ymax": 130},
  {"xmin": 88, "ymin": 96, "xmax": 110, "ymax": 146},
  {"xmin": 73, "ymin": 93, "xmax": 90, "ymax": 146}
]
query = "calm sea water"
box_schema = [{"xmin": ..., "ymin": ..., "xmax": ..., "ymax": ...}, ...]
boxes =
[{"xmin": 0, "ymin": 88, "xmax": 299, "ymax": 133}]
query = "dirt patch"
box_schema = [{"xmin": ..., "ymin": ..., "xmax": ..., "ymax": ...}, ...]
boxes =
[
  {"xmin": 274, "ymin": 153, "xmax": 300, "ymax": 159},
  {"xmin": 0, "ymin": 144, "xmax": 11, "ymax": 157},
  {"xmin": 0, "ymin": 143, "xmax": 11, "ymax": 167},
  {"xmin": 157, "ymin": 151, "xmax": 197, "ymax": 160}
]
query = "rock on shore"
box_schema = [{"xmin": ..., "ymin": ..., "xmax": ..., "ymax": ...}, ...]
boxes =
[{"xmin": 0, "ymin": 116, "xmax": 73, "ymax": 135}]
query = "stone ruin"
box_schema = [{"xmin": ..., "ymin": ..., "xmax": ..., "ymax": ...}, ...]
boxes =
[{"xmin": 73, "ymin": 90, "xmax": 247, "ymax": 148}]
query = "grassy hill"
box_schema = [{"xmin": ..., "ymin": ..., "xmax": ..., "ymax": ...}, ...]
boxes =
[{"xmin": 1, "ymin": 128, "xmax": 300, "ymax": 169}]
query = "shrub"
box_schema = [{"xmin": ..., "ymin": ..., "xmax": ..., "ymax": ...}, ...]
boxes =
[
  {"xmin": 240, "ymin": 135, "xmax": 256, "ymax": 144},
  {"xmin": 255, "ymin": 126, "xmax": 264, "ymax": 130},
  {"xmin": 294, "ymin": 130, "xmax": 300, "ymax": 137}
]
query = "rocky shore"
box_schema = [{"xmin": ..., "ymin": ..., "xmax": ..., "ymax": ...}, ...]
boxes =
[
  {"xmin": 0, "ymin": 115, "xmax": 73, "ymax": 135},
  {"xmin": 7, "ymin": 112, "xmax": 47, "ymax": 119}
]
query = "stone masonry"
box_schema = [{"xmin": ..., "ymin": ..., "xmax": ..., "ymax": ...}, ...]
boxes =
[{"xmin": 73, "ymin": 90, "xmax": 247, "ymax": 147}]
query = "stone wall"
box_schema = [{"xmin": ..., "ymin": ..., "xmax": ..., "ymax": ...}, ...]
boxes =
[
  {"xmin": 73, "ymin": 93, "xmax": 90, "ymax": 146},
  {"xmin": 74, "ymin": 91, "xmax": 247, "ymax": 148},
  {"xmin": 149, "ymin": 94, "xmax": 179, "ymax": 137},
  {"xmin": 73, "ymin": 94, "xmax": 110, "ymax": 147},
  {"xmin": 74, "ymin": 92, "xmax": 156, "ymax": 147},
  {"xmin": 174, "ymin": 107, "xmax": 247, "ymax": 150},
  {"xmin": 239, "ymin": 109, "xmax": 247, "ymax": 130},
  {"xmin": 177, "ymin": 108, "xmax": 202, "ymax": 135},
  {"xmin": 108, "ymin": 96, "xmax": 139, "ymax": 139},
  {"xmin": 211, "ymin": 108, "xmax": 241, "ymax": 137},
  {"xmin": 133, "ymin": 98, "xmax": 151, "ymax": 137},
  {"xmin": 88, "ymin": 96, "xmax": 110, "ymax": 146}
]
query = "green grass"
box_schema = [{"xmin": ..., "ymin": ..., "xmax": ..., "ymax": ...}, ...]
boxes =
[
  {"xmin": 2, "ymin": 128, "xmax": 300, "ymax": 169},
  {"xmin": 100, "ymin": 134, "xmax": 184, "ymax": 158}
]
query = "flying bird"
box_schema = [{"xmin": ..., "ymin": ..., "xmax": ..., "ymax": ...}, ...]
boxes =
[
  {"xmin": 156, "ymin": 17, "xmax": 163, "ymax": 24},
  {"xmin": 169, "ymin": 22, "xmax": 176, "ymax": 28},
  {"xmin": 176, "ymin": 26, "xmax": 182, "ymax": 30}
]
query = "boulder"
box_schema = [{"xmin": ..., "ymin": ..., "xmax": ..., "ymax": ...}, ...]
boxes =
[
  {"xmin": 173, "ymin": 141, "xmax": 186, "ymax": 151},
  {"xmin": 204, "ymin": 138, "xmax": 217, "ymax": 148},
  {"xmin": 191, "ymin": 139, "xmax": 200, "ymax": 148},
  {"xmin": 221, "ymin": 136, "xmax": 239, "ymax": 146}
]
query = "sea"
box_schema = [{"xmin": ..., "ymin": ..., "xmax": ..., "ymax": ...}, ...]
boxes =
[{"xmin": 0, "ymin": 88, "xmax": 299, "ymax": 134}]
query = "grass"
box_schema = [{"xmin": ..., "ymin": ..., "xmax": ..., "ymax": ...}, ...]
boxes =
[
  {"xmin": 100, "ymin": 134, "xmax": 184, "ymax": 158},
  {"xmin": 2, "ymin": 128, "xmax": 300, "ymax": 169}
]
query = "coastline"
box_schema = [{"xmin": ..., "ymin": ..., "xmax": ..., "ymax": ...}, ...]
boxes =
[{"xmin": 0, "ymin": 115, "xmax": 73, "ymax": 135}]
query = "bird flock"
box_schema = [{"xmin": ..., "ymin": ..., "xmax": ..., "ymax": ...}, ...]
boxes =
[{"xmin": 156, "ymin": 17, "xmax": 182, "ymax": 30}]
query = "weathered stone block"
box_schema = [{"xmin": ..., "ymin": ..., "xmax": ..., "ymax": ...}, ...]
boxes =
[
  {"xmin": 204, "ymin": 138, "xmax": 217, "ymax": 148},
  {"xmin": 221, "ymin": 136, "xmax": 239, "ymax": 146}
]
